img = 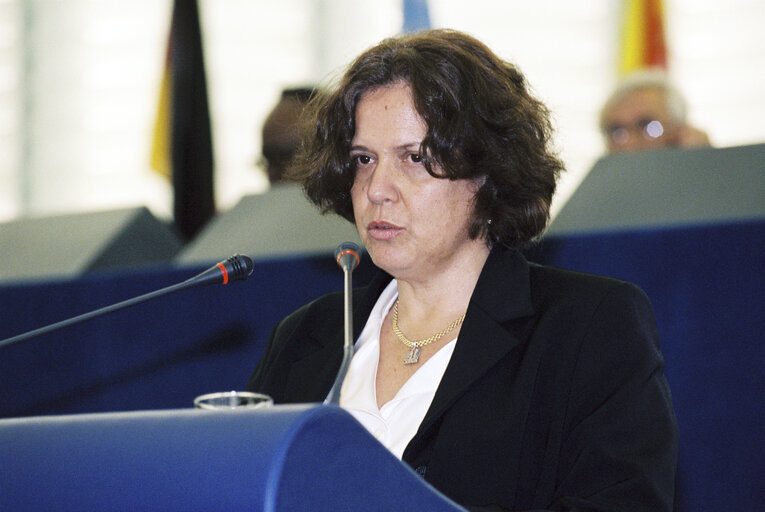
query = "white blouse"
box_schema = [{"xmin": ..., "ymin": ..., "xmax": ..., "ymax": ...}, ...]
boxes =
[{"xmin": 338, "ymin": 280, "xmax": 456, "ymax": 460}]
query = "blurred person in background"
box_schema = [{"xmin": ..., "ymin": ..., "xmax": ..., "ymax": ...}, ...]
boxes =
[
  {"xmin": 259, "ymin": 87, "xmax": 317, "ymax": 183},
  {"xmin": 600, "ymin": 70, "xmax": 710, "ymax": 153}
]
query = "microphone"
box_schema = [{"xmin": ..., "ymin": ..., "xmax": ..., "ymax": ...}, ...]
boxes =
[
  {"xmin": 334, "ymin": 242, "xmax": 361, "ymax": 273},
  {"xmin": 0, "ymin": 254, "xmax": 254, "ymax": 350},
  {"xmin": 324, "ymin": 242, "xmax": 362, "ymax": 405},
  {"xmin": 183, "ymin": 253, "xmax": 254, "ymax": 286}
]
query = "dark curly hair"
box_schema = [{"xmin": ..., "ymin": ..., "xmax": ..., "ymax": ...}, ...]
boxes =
[{"xmin": 288, "ymin": 29, "xmax": 564, "ymax": 248}]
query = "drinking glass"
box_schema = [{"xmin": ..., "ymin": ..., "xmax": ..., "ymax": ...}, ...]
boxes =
[{"xmin": 193, "ymin": 391, "xmax": 273, "ymax": 410}]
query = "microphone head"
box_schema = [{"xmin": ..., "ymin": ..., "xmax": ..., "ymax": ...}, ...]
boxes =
[
  {"xmin": 185, "ymin": 254, "xmax": 254, "ymax": 287},
  {"xmin": 225, "ymin": 254, "xmax": 254, "ymax": 282},
  {"xmin": 334, "ymin": 242, "xmax": 361, "ymax": 272}
]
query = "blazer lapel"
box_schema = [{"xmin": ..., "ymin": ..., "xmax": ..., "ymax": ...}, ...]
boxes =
[
  {"xmin": 282, "ymin": 269, "xmax": 393, "ymax": 403},
  {"xmin": 416, "ymin": 249, "xmax": 535, "ymax": 435},
  {"xmin": 283, "ymin": 334, "xmax": 344, "ymax": 402}
]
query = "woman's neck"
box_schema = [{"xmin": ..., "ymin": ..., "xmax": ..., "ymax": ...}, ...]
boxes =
[{"xmin": 394, "ymin": 243, "xmax": 490, "ymax": 322}]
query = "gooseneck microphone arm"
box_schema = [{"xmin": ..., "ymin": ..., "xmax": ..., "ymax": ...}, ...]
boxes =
[
  {"xmin": 0, "ymin": 254, "xmax": 254, "ymax": 350},
  {"xmin": 324, "ymin": 242, "xmax": 362, "ymax": 406}
]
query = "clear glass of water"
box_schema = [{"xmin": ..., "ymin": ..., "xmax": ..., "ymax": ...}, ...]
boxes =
[{"xmin": 193, "ymin": 391, "xmax": 273, "ymax": 410}]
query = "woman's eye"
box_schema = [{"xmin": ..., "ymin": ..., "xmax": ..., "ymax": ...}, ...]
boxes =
[
  {"xmin": 354, "ymin": 154, "xmax": 372, "ymax": 165},
  {"xmin": 409, "ymin": 153, "xmax": 423, "ymax": 164}
]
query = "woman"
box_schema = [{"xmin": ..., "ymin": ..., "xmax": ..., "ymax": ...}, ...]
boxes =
[{"xmin": 247, "ymin": 29, "xmax": 677, "ymax": 512}]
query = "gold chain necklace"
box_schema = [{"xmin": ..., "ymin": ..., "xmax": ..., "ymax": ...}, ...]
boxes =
[{"xmin": 391, "ymin": 300, "xmax": 466, "ymax": 365}]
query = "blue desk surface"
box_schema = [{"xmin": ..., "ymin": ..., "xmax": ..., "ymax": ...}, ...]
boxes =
[{"xmin": 0, "ymin": 404, "xmax": 464, "ymax": 511}]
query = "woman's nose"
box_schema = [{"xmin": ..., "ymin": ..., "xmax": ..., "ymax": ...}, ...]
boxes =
[{"xmin": 366, "ymin": 159, "xmax": 398, "ymax": 204}]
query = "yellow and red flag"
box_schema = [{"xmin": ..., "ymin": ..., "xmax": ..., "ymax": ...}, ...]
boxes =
[{"xmin": 619, "ymin": 0, "xmax": 668, "ymax": 75}]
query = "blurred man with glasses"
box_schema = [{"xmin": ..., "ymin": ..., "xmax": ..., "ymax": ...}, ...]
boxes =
[{"xmin": 599, "ymin": 70, "xmax": 710, "ymax": 153}]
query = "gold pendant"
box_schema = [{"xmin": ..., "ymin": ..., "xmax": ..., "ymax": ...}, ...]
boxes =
[{"xmin": 404, "ymin": 345, "xmax": 421, "ymax": 365}]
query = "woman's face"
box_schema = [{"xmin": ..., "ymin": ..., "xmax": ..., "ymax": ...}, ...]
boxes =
[{"xmin": 350, "ymin": 81, "xmax": 486, "ymax": 282}]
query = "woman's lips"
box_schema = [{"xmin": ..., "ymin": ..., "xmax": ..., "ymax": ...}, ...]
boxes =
[{"xmin": 367, "ymin": 221, "xmax": 404, "ymax": 241}]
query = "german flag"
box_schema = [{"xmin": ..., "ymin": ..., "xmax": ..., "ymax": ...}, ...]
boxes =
[{"xmin": 151, "ymin": 0, "xmax": 215, "ymax": 241}]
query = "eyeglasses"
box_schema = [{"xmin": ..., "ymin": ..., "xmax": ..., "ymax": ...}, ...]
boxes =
[{"xmin": 603, "ymin": 118, "xmax": 666, "ymax": 146}]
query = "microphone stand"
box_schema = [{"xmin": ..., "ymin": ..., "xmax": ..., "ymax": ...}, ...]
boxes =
[
  {"xmin": 324, "ymin": 243, "xmax": 361, "ymax": 405},
  {"xmin": 0, "ymin": 254, "xmax": 254, "ymax": 350}
]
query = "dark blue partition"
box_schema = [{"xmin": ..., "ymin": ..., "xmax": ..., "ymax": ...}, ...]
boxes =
[
  {"xmin": 0, "ymin": 254, "xmax": 376, "ymax": 417},
  {"xmin": 525, "ymin": 219, "xmax": 765, "ymax": 512},
  {"xmin": 0, "ymin": 404, "xmax": 464, "ymax": 511}
]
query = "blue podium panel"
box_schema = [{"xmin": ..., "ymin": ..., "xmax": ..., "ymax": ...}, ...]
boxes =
[{"xmin": 0, "ymin": 404, "xmax": 465, "ymax": 512}]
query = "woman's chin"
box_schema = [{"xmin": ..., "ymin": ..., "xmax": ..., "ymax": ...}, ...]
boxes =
[{"xmin": 365, "ymin": 246, "xmax": 412, "ymax": 276}]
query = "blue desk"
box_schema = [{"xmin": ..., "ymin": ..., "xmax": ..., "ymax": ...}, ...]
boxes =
[{"xmin": 0, "ymin": 404, "xmax": 464, "ymax": 511}]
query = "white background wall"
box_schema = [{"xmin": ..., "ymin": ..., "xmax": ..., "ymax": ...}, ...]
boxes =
[{"xmin": 0, "ymin": 0, "xmax": 763, "ymax": 225}]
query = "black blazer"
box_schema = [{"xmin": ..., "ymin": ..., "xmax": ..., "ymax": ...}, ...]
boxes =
[{"xmin": 247, "ymin": 248, "xmax": 678, "ymax": 512}]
